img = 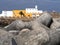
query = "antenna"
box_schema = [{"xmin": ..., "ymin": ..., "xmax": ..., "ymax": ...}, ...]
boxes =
[
  {"xmin": 33, "ymin": 0, "xmax": 38, "ymax": 8},
  {"xmin": 33, "ymin": 0, "xmax": 36, "ymax": 4}
]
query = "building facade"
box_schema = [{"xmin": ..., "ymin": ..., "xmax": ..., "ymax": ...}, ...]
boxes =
[
  {"xmin": 0, "ymin": 5, "xmax": 43, "ymax": 18},
  {"xmin": 0, "ymin": 11, "xmax": 13, "ymax": 17},
  {"xmin": 26, "ymin": 5, "xmax": 43, "ymax": 14}
]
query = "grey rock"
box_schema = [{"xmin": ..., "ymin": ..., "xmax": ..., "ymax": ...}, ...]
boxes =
[
  {"xmin": 19, "ymin": 29, "xmax": 31, "ymax": 37},
  {"xmin": 24, "ymin": 22, "xmax": 32, "ymax": 30},
  {"xmin": 0, "ymin": 29, "xmax": 13, "ymax": 45},
  {"xmin": 9, "ymin": 30, "xmax": 19, "ymax": 36},
  {"xmin": 15, "ymin": 21, "xmax": 60, "ymax": 45},
  {"xmin": 4, "ymin": 20, "xmax": 32, "ymax": 31},
  {"xmin": 50, "ymin": 19, "xmax": 60, "ymax": 29},
  {"xmin": 45, "ymin": 29, "xmax": 60, "ymax": 45},
  {"xmin": 15, "ymin": 22, "xmax": 49, "ymax": 45},
  {"xmin": 54, "ymin": 18, "xmax": 60, "ymax": 22},
  {"xmin": 36, "ymin": 12, "xmax": 53, "ymax": 28},
  {"xmin": 4, "ymin": 20, "xmax": 25, "ymax": 31},
  {"xmin": 40, "ymin": 22, "xmax": 60, "ymax": 45}
]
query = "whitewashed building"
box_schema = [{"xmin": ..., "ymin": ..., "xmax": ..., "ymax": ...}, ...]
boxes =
[
  {"xmin": 25, "ymin": 5, "xmax": 43, "ymax": 17},
  {"xmin": 0, "ymin": 5, "xmax": 43, "ymax": 18},
  {"xmin": 0, "ymin": 11, "xmax": 13, "ymax": 17},
  {"xmin": 26, "ymin": 5, "xmax": 43, "ymax": 14}
]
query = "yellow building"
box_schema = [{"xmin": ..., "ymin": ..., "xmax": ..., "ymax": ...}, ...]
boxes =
[{"xmin": 13, "ymin": 10, "xmax": 32, "ymax": 18}]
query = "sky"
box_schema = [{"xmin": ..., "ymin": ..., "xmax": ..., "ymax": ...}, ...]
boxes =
[{"xmin": 0, "ymin": 0, "xmax": 60, "ymax": 12}]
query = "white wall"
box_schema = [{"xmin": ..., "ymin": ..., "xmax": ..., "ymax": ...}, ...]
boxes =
[
  {"xmin": 26, "ymin": 8, "xmax": 38, "ymax": 13},
  {"xmin": 0, "ymin": 11, "xmax": 13, "ymax": 17},
  {"xmin": 26, "ymin": 8, "xmax": 43, "ymax": 14}
]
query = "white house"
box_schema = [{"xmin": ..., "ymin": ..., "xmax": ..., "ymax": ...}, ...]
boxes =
[
  {"xmin": 0, "ymin": 11, "xmax": 13, "ymax": 17},
  {"xmin": 26, "ymin": 5, "xmax": 43, "ymax": 14}
]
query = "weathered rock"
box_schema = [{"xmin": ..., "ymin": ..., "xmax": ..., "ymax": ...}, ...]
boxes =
[
  {"xmin": 19, "ymin": 29, "xmax": 31, "ymax": 37},
  {"xmin": 50, "ymin": 19, "xmax": 60, "ymax": 29},
  {"xmin": 36, "ymin": 12, "xmax": 53, "ymax": 28},
  {"xmin": 15, "ymin": 22, "xmax": 49, "ymax": 45},
  {"xmin": 4, "ymin": 20, "xmax": 33, "ymax": 31},
  {"xmin": 54, "ymin": 18, "xmax": 60, "ymax": 22},
  {"xmin": 45, "ymin": 29, "xmax": 60, "ymax": 45},
  {"xmin": 9, "ymin": 30, "xmax": 19, "ymax": 36},
  {"xmin": 14, "ymin": 21, "xmax": 60, "ymax": 45},
  {"xmin": 24, "ymin": 22, "xmax": 32, "ymax": 30},
  {"xmin": 4, "ymin": 20, "xmax": 25, "ymax": 31},
  {"xmin": 39, "ymin": 22, "xmax": 60, "ymax": 45},
  {"xmin": 0, "ymin": 29, "xmax": 13, "ymax": 45},
  {"xmin": 32, "ymin": 22, "xmax": 60, "ymax": 45}
]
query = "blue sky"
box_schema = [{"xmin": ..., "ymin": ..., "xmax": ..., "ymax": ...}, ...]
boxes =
[{"xmin": 0, "ymin": 0, "xmax": 60, "ymax": 12}]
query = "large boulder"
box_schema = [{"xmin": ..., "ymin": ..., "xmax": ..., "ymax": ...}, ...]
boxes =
[
  {"xmin": 0, "ymin": 29, "xmax": 13, "ymax": 45},
  {"xmin": 24, "ymin": 22, "xmax": 32, "ymax": 30},
  {"xmin": 50, "ymin": 19, "xmax": 60, "ymax": 29},
  {"xmin": 32, "ymin": 22, "xmax": 60, "ymax": 45},
  {"xmin": 39, "ymin": 22, "xmax": 60, "ymax": 45},
  {"xmin": 4, "ymin": 20, "xmax": 33, "ymax": 31},
  {"xmin": 36, "ymin": 12, "xmax": 53, "ymax": 28},
  {"xmin": 15, "ymin": 21, "xmax": 60, "ymax": 45},
  {"xmin": 4, "ymin": 20, "xmax": 25, "ymax": 31},
  {"xmin": 15, "ymin": 22, "xmax": 49, "ymax": 45},
  {"xmin": 45, "ymin": 29, "xmax": 60, "ymax": 45}
]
